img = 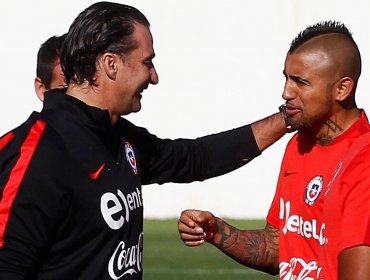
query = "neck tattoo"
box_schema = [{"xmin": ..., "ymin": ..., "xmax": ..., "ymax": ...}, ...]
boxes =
[{"xmin": 317, "ymin": 119, "xmax": 343, "ymax": 146}]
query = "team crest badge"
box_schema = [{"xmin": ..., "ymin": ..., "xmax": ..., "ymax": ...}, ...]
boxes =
[
  {"xmin": 124, "ymin": 141, "xmax": 138, "ymax": 174},
  {"xmin": 304, "ymin": 176, "xmax": 323, "ymax": 205}
]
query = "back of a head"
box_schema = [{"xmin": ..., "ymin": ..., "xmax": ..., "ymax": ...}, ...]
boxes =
[
  {"xmin": 289, "ymin": 21, "xmax": 362, "ymax": 85},
  {"xmin": 36, "ymin": 34, "xmax": 67, "ymax": 89},
  {"xmin": 61, "ymin": 1, "xmax": 150, "ymax": 86}
]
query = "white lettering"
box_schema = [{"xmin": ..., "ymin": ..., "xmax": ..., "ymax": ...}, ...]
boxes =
[
  {"xmin": 101, "ymin": 188, "xmax": 143, "ymax": 230},
  {"xmin": 319, "ymin": 223, "xmax": 326, "ymax": 245},
  {"xmin": 108, "ymin": 233, "xmax": 143, "ymax": 279},
  {"xmin": 280, "ymin": 198, "xmax": 326, "ymax": 244},
  {"xmin": 100, "ymin": 192, "xmax": 125, "ymax": 230},
  {"xmin": 116, "ymin": 189, "xmax": 130, "ymax": 223},
  {"xmin": 303, "ymin": 221, "xmax": 312, "ymax": 238},
  {"xmin": 127, "ymin": 193, "xmax": 134, "ymax": 210},
  {"xmin": 287, "ymin": 215, "xmax": 299, "ymax": 233},
  {"xmin": 280, "ymin": 258, "xmax": 323, "ymax": 280}
]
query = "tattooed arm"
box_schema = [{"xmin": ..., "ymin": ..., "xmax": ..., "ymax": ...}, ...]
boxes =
[{"xmin": 178, "ymin": 209, "xmax": 279, "ymax": 275}]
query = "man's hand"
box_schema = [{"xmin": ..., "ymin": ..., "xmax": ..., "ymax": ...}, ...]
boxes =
[{"xmin": 178, "ymin": 209, "xmax": 218, "ymax": 246}]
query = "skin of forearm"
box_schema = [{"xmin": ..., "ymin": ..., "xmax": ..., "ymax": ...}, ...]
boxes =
[
  {"xmin": 251, "ymin": 112, "xmax": 287, "ymax": 152},
  {"xmin": 210, "ymin": 218, "xmax": 279, "ymax": 275}
]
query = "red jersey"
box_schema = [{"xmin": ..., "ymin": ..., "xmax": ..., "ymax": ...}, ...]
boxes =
[
  {"xmin": 267, "ymin": 111, "xmax": 370, "ymax": 279},
  {"xmin": 319, "ymin": 132, "xmax": 370, "ymax": 280}
]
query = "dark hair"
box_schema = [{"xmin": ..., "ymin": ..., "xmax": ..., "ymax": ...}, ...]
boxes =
[
  {"xmin": 289, "ymin": 21, "xmax": 354, "ymax": 53},
  {"xmin": 61, "ymin": 1, "xmax": 150, "ymax": 85},
  {"xmin": 36, "ymin": 34, "xmax": 66, "ymax": 88}
]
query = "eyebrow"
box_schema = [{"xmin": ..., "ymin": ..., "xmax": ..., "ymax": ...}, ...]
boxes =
[
  {"xmin": 144, "ymin": 53, "xmax": 155, "ymax": 60},
  {"xmin": 283, "ymin": 70, "xmax": 311, "ymax": 85}
]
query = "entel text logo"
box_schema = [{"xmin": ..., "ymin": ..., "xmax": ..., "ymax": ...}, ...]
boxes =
[
  {"xmin": 100, "ymin": 188, "xmax": 144, "ymax": 279},
  {"xmin": 279, "ymin": 198, "xmax": 326, "ymax": 245}
]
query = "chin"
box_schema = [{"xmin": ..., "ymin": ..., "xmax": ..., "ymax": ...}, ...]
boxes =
[{"xmin": 131, "ymin": 104, "xmax": 142, "ymax": 113}]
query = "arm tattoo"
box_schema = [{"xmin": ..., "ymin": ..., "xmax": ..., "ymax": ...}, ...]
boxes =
[{"xmin": 212, "ymin": 221, "xmax": 279, "ymax": 275}]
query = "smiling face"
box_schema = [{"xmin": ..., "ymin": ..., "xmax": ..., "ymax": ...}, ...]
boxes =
[{"xmin": 113, "ymin": 23, "xmax": 159, "ymax": 116}]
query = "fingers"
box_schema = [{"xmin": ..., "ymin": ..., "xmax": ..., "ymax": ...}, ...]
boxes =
[
  {"xmin": 178, "ymin": 209, "xmax": 211, "ymax": 230},
  {"xmin": 178, "ymin": 210, "xmax": 198, "ymax": 228},
  {"xmin": 179, "ymin": 229, "xmax": 206, "ymax": 247},
  {"xmin": 183, "ymin": 238, "xmax": 205, "ymax": 247},
  {"xmin": 178, "ymin": 209, "xmax": 214, "ymax": 247}
]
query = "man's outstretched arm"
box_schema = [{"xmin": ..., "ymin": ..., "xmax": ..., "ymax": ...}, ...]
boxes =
[
  {"xmin": 178, "ymin": 209, "xmax": 279, "ymax": 275},
  {"xmin": 251, "ymin": 111, "xmax": 290, "ymax": 152}
]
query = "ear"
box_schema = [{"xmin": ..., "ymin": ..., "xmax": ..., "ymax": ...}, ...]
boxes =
[
  {"xmin": 100, "ymin": 53, "xmax": 118, "ymax": 80},
  {"xmin": 34, "ymin": 77, "xmax": 46, "ymax": 102},
  {"xmin": 335, "ymin": 77, "xmax": 355, "ymax": 102}
]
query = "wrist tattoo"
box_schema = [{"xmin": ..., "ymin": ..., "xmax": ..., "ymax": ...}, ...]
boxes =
[{"xmin": 214, "ymin": 222, "xmax": 279, "ymax": 272}]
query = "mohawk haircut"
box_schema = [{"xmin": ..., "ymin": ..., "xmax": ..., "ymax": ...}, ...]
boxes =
[{"xmin": 289, "ymin": 21, "xmax": 353, "ymax": 53}]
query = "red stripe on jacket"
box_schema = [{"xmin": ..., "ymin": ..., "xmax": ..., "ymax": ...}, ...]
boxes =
[
  {"xmin": 0, "ymin": 120, "xmax": 46, "ymax": 247},
  {"xmin": 0, "ymin": 132, "xmax": 14, "ymax": 151}
]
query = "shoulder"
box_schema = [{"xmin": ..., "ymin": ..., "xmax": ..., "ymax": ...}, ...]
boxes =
[
  {"xmin": 284, "ymin": 132, "xmax": 310, "ymax": 154},
  {"xmin": 0, "ymin": 112, "xmax": 69, "ymax": 169},
  {"xmin": 117, "ymin": 117, "xmax": 152, "ymax": 135},
  {"xmin": 117, "ymin": 117, "xmax": 161, "ymax": 145},
  {"xmin": 344, "ymin": 143, "xmax": 370, "ymax": 173},
  {"xmin": 339, "ymin": 142, "xmax": 370, "ymax": 191}
]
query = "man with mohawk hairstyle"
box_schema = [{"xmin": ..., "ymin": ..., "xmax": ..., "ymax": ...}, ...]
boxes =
[{"xmin": 178, "ymin": 21, "xmax": 370, "ymax": 279}]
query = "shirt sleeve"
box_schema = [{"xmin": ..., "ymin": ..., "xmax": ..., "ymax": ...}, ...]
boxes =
[
  {"xmin": 118, "ymin": 119, "xmax": 261, "ymax": 184},
  {"xmin": 0, "ymin": 122, "xmax": 70, "ymax": 278},
  {"xmin": 266, "ymin": 137, "xmax": 295, "ymax": 228},
  {"xmin": 266, "ymin": 193, "xmax": 280, "ymax": 228},
  {"xmin": 338, "ymin": 148, "xmax": 370, "ymax": 253},
  {"xmin": 266, "ymin": 169, "xmax": 284, "ymax": 228}
]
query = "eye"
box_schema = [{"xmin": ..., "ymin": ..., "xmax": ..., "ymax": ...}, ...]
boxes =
[
  {"xmin": 282, "ymin": 71, "xmax": 288, "ymax": 82},
  {"xmin": 144, "ymin": 60, "xmax": 154, "ymax": 68},
  {"xmin": 297, "ymin": 78, "xmax": 309, "ymax": 86},
  {"xmin": 291, "ymin": 76, "xmax": 309, "ymax": 86}
]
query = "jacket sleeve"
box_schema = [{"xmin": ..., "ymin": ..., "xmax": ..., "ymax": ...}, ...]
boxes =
[
  {"xmin": 118, "ymin": 119, "xmax": 260, "ymax": 185},
  {"xmin": 0, "ymin": 121, "xmax": 69, "ymax": 279}
]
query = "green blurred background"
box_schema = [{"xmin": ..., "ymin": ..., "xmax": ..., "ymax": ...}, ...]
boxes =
[{"xmin": 143, "ymin": 219, "xmax": 278, "ymax": 280}]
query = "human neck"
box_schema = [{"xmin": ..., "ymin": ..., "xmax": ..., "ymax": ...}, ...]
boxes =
[
  {"xmin": 67, "ymin": 81, "xmax": 107, "ymax": 107},
  {"xmin": 66, "ymin": 82, "xmax": 117, "ymax": 125},
  {"xmin": 315, "ymin": 108, "xmax": 361, "ymax": 146}
]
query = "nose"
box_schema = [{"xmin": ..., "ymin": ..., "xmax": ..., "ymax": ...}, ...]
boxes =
[
  {"xmin": 282, "ymin": 80, "xmax": 295, "ymax": 101},
  {"xmin": 150, "ymin": 67, "xmax": 159, "ymax": 85}
]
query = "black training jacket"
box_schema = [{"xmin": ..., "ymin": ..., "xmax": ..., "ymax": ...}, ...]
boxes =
[{"xmin": 0, "ymin": 89, "xmax": 260, "ymax": 279}]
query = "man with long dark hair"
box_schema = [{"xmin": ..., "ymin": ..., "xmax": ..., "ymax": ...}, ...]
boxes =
[{"xmin": 0, "ymin": 2, "xmax": 287, "ymax": 279}]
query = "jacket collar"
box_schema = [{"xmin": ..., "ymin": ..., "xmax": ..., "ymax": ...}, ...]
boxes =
[{"xmin": 42, "ymin": 88, "xmax": 113, "ymax": 134}]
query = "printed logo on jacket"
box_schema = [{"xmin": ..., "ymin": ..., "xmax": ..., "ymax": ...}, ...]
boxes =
[
  {"xmin": 100, "ymin": 187, "xmax": 144, "ymax": 278},
  {"xmin": 124, "ymin": 141, "xmax": 138, "ymax": 174},
  {"xmin": 279, "ymin": 197, "xmax": 327, "ymax": 279}
]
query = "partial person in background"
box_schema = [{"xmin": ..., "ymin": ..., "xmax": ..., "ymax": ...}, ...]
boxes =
[
  {"xmin": 0, "ymin": 2, "xmax": 288, "ymax": 279},
  {"xmin": 178, "ymin": 21, "xmax": 369, "ymax": 279},
  {"xmin": 34, "ymin": 34, "xmax": 67, "ymax": 101}
]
